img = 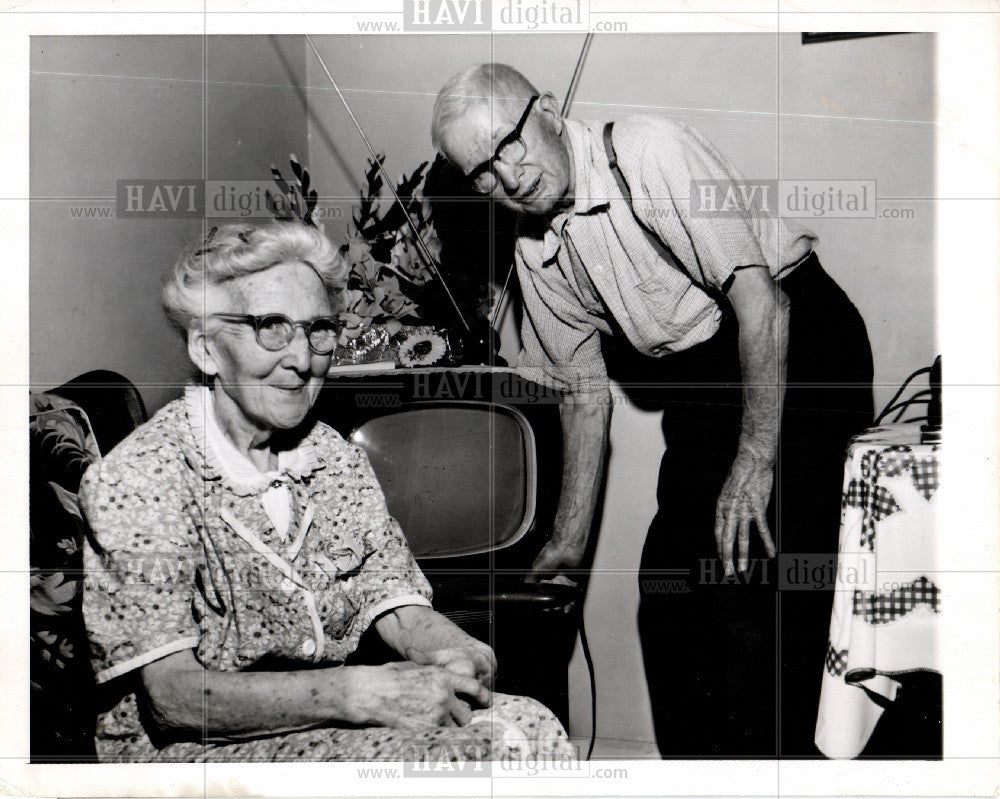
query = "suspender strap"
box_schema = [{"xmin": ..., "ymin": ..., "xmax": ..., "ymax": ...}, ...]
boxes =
[
  {"xmin": 600, "ymin": 122, "xmax": 732, "ymax": 299},
  {"xmin": 602, "ymin": 121, "xmax": 676, "ymax": 265}
]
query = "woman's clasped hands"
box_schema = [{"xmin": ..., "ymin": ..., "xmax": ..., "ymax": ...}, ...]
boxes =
[{"xmin": 346, "ymin": 652, "xmax": 493, "ymax": 730}]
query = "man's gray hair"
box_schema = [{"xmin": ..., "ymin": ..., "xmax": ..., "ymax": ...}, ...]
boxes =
[
  {"xmin": 162, "ymin": 221, "xmax": 346, "ymax": 336},
  {"xmin": 431, "ymin": 63, "xmax": 539, "ymax": 152}
]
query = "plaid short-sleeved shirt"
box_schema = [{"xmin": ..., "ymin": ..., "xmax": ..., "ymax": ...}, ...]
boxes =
[
  {"xmin": 515, "ymin": 116, "xmax": 817, "ymax": 392},
  {"xmin": 79, "ymin": 386, "xmax": 432, "ymax": 752}
]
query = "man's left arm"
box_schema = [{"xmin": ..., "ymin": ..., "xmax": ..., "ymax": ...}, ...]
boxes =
[{"xmin": 716, "ymin": 266, "xmax": 789, "ymax": 576}]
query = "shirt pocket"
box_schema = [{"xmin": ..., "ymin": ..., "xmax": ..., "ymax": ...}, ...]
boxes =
[
  {"xmin": 315, "ymin": 530, "xmax": 367, "ymax": 580},
  {"xmin": 325, "ymin": 592, "xmax": 360, "ymax": 641},
  {"xmin": 631, "ymin": 275, "xmax": 719, "ymax": 352}
]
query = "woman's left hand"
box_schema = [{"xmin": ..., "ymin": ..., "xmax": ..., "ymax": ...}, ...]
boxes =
[
  {"xmin": 375, "ymin": 605, "xmax": 497, "ymax": 689},
  {"xmin": 404, "ymin": 644, "xmax": 496, "ymax": 689}
]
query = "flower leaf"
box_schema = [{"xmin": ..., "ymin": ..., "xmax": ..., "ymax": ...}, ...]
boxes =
[
  {"xmin": 56, "ymin": 538, "xmax": 79, "ymax": 556},
  {"xmin": 266, "ymin": 189, "xmax": 295, "ymax": 222},
  {"xmin": 48, "ymin": 482, "xmax": 83, "ymax": 522},
  {"xmin": 30, "ymin": 572, "xmax": 76, "ymax": 615},
  {"xmin": 270, "ymin": 165, "xmax": 291, "ymax": 197}
]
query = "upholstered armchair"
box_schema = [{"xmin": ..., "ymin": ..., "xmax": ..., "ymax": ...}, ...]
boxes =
[{"xmin": 29, "ymin": 372, "xmax": 147, "ymax": 762}]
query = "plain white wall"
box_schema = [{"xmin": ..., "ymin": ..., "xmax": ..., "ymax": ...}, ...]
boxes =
[
  {"xmin": 31, "ymin": 35, "xmax": 310, "ymax": 412},
  {"xmin": 30, "ymin": 33, "xmax": 936, "ymax": 751},
  {"xmin": 302, "ymin": 32, "xmax": 936, "ymax": 748}
]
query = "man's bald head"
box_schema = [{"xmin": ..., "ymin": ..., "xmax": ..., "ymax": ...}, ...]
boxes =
[
  {"xmin": 431, "ymin": 63, "xmax": 539, "ymax": 152},
  {"xmin": 432, "ymin": 63, "xmax": 573, "ymax": 217}
]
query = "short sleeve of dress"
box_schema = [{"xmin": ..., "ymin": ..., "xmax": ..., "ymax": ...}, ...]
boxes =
[
  {"xmin": 343, "ymin": 444, "xmax": 433, "ymax": 630},
  {"xmin": 79, "ymin": 444, "xmax": 202, "ymax": 684}
]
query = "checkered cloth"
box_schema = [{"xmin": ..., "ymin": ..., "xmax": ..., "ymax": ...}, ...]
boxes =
[
  {"xmin": 825, "ymin": 643, "xmax": 849, "ymax": 677},
  {"xmin": 842, "ymin": 475, "xmax": 902, "ymax": 550},
  {"xmin": 841, "ymin": 441, "xmax": 940, "ymax": 549},
  {"xmin": 878, "ymin": 445, "xmax": 940, "ymax": 501},
  {"xmin": 816, "ymin": 424, "xmax": 943, "ymax": 758},
  {"xmin": 852, "ymin": 576, "xmax": 941, "ymax": 625}
]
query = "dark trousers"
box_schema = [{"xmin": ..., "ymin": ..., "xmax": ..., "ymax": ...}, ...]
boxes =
[{"xmin": 625, "ymin": 255, "xmax": 874, "ymax": 758}]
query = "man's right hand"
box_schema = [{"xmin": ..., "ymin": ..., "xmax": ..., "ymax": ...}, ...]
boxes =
[
  {"xmin": 345, "ymin": 662, "xmax": 492, "ymax": 729},
  {"xmin": 525, "ymin": 536, "xmax": 586, "ymax": 585},
  {"xmin": 523, "ymin": 396, "xmax": 611, "ymax": 585}
]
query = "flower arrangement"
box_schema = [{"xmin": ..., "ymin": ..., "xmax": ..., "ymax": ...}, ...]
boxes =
[
  {"xmin": 337, "ymin": 156, "xmax": 437, "ymax": 339},
  {"xmin": 270, "ymin": 155, "xmax": 453, "ymax": 366}
]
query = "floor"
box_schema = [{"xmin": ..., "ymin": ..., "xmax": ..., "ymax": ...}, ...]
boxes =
[{"xmin": 569, "ymin": 736, "xmax": 661, "ymax": 760}]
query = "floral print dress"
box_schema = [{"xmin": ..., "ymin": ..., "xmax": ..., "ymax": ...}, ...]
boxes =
[{"xmin": 79, "ymin": 386, "xmax": 573, "ymax": 762}]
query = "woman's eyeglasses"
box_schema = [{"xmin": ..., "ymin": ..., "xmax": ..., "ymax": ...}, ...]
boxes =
[
  {"xmin": 465, "ymin": 95, "xmax": 539, "ymax": 195},
  {"xmin": 212, "ymin": 313, "xmax": 339, "ymax": 355}
]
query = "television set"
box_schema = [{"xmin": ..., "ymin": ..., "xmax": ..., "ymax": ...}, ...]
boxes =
[
  {"xmin": 350, "ymin": 401, "xmax": 537, "ymax": 559},
  {"xmin": 313, "ymin": 367, "xmax": 579, "ymax": 725}
]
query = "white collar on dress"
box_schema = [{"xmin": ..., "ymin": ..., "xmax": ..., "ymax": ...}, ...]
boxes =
[{"xmin": 184, "ymin": 385, "xmax": 321, "ymax": 492}]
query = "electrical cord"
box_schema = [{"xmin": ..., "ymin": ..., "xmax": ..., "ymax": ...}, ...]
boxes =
[
  {"xmin": 875, "ymin": 365, "xmax": 933, "ymax": 425},
  {"xmin": 879, "ymin": 388, "xmax": 933, "ymax": 424},
  {"xmin": 575, "ymin": 598, "xmax": 598, "ymax": 760}
]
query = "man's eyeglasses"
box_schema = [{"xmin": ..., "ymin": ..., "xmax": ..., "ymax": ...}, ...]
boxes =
[
  {"xmin": 212, "ymin": 313, "xmax": 339, "ymax": 355},
  {"xmin": 465, "ymin": 95, "xmax": 539, "ymax": 195}
]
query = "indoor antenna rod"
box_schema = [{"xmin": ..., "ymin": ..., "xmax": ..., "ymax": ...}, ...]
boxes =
[{"xmin": 305, "ymin": 34, "xmax": 470, "ymax": 333}]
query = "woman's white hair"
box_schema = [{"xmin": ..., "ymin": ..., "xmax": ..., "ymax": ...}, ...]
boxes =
[
  {"xmin": 162, "ymin": 221, "xmax": 346, "ymax": 336},
  {"xmin": 431, "ymin": 63, "xmax": 539, "ymax": 153}
]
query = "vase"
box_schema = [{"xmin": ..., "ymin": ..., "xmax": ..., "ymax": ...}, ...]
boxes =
[{"xmin": 333, "ymin": 322, "xmax": 395, "ymax": 366}]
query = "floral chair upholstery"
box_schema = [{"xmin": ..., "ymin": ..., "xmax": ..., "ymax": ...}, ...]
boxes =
[
  {"xmin": 31, "ymin": 373, "xmax": 149, "ymax": 762},
  {"xmin": 30, "ymin": 391, "xmax": 102, "ymax": 761}
]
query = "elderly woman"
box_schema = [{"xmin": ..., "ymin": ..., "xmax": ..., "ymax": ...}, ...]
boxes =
[{"xmin": 79, "ymin": 221, "xmax": 573, "ymax": 763}]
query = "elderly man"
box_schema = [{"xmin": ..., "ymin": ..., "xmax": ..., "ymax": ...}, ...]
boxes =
[{"xmin": 432, "ymin": 63, "xmax": 874, "ymax": 757}]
